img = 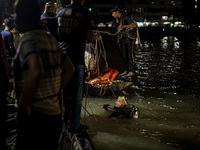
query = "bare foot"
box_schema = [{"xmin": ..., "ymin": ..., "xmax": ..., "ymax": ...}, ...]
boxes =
[
  {"xmin": 126, "ymin": 72, "xmax": 134, "ymax": 77},
  {"xmin": 118, "ymin": 71, "xmax": 127, "ymax": 76}
]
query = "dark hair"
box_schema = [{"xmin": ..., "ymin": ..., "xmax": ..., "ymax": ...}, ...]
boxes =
[
  {"xmin": 110, "ymin": 5, "xmax": 124, "ymax": 13},
  {"xmin": 4, "ymin": 18, "xmax": 14, "ymax": 29},
  {"xmin": 15, "ymin": 0, "xmax": 41, "ymax": 26}
]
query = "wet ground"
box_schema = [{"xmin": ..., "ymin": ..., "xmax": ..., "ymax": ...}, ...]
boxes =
[{"xmin": 81, "ymin": 36, "xmax": 200, "ymax": 150}]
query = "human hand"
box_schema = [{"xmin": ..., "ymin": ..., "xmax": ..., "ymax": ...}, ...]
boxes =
[
  {"xmin": 40, "ymin": 18, "xmax": 47, "ymax": 26},
  {"xmin": 18, "ymin": 106, "xmax": 31, "ymax": 117},
  {"xmin": 118, "ymin": 25, "xmax": 124, "ymax": 31},
  {"xmin": 94, "ymin": 32, "xmax": 102, "ymax": 40},
  {"xmin": 97, "ymin": 35, "xmax": 102, "ymax": 40}
]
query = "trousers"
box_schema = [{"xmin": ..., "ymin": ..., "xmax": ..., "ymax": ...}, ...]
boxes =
[
  {"xmin": 121, "ymin": 40, "xmax": 135, "ymax": 72},
  {"xmin": 63, "ymin": 64, "xmax": 85, "ymax": 131},
  {"xmin": 16, "ymin": 111, "xmax": 62, "ymax": 150}
]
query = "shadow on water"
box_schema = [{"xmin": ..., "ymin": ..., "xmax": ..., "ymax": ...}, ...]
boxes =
[{"xmin": 83, "ymin": 36, "xmax": 200, "ymax": 150}]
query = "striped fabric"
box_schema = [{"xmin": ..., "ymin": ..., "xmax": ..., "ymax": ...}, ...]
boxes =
[{"xmin": 14, "ymin": 29, "xmax": 63, "ymax": 115}]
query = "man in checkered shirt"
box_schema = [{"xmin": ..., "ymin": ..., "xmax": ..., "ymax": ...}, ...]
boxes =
[{"xmin": 13, "ymin": 0, "xmax": 74, "ymax": 149}]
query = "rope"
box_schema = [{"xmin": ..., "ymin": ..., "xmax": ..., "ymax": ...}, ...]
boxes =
[
  {"xmin": 93, "ymin": 39, "xmax": 103, "ymax": 95},
  {"xmin": 93, "ymin": 30, "xmax": 120, "ymax": 36},
  {"xmin": 95, "ymin": 39, "xmax": 100, "ymax": 76},
  {"xmin": 84, "ymin": 83, "xmax": 98, "ymax": 121},
  {"xmin": 92, "ymin": 29, "xmax": 119, "ymax": 76},
  {"xmin": 88, "ymin": 30, "xmax": 119, "ymax": 96},
  {"xmin": 100, "ymin": 39, "xmax": 108, "ymax": 70}
]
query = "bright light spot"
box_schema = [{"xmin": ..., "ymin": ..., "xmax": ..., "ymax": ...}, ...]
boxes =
[
  {"xmin": 175, "ymin": 21, "xmax": 182, "ymax": 25},
  {"xmin": 144, "ymin": 22, "xmax": 150, "ymax": 26},
  {"xmin": 138, "ymin": 22, "xmax": 144, "ymax": 27},
  {"xmin": 97, "ymin": 23, "xmax": 106, "ymax": 27},
  {"xmin": 163, "ymin": 22, "xmax": 170, "ymax": 25},
  {"xmin": 151, "ymin": 2, "xmax": 155, "ymax": 5},
  {"xmin": 162, "ymin": 16, "xmax": 168, "ymax": 20},
  {"xmin": 108, "ymin": 24, "xmax": 112, "ymax": 27},
  {"xmin": 152, "ymin": 22, "xmax": 159, "ymax": 26}
]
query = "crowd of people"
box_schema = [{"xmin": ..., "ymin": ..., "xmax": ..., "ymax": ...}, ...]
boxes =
[{"xmin": 0, "ymin": 0, "xmax": 139, "ymax": 149}]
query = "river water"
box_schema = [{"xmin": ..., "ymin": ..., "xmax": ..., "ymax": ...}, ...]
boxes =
[{"xmin": 81, "ymin": 36, "xmax": 200, "ymax": 150}]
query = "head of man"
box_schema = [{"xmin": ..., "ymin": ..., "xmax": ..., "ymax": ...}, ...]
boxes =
[
  {"xmin": 10, "ymin": 27, "xmax": 17, "ymax": 35},
  {"xmin": 111, "ymin": 6, "xmax": 123, "ymax": 19},
  {"xmin": 115, "ymin": 96, "xmax": 128, "ymax": 108},
  {"xmin": 4, "ymin": 18, "xmax": 14, "ymax": 30},
  {"xmin": 14, "ymin": 0, "xmax": 41, "ymax": 33},
  {"xmin": 44, "ymin": 2, "xmax": 57, "ymax": 17}
]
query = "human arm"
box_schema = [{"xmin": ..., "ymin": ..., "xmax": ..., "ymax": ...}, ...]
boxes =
[
  {"xmin": 118, "ymin": 15, "xmax": 137, "ymax": 31},
  {"xmin": 0, "ymin": 35, "xmax": 9, "ymax": 75},
  {"xmin": 86, "ymin": 29, "xmax": 103, "ymax": 43},
  {"xmin": 9, "ymin": 45, "xmax": 16, "ymax": 56},
  {"xmin": 93, "ymin": 32, "xmax": 102, "ymax": 41},
  {"xmin": 59, "ymin": 55, "xmax": 75, "ymax": 115},
  {"xmin": 118, "ymin": 22, "xmax": 137, "ymax": 30},
  {"xmin": 18, "ymin": 55, "xmax": 44, "ymax": 116},
  {"xmin": 86, "ymin": 29, "xmax": 96, "ymax": 43},
  {"xmin": 61, "ymin": 55, "xmax": 75, "ymax": 88}
]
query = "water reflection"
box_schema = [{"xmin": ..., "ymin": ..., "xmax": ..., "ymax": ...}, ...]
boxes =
[
  {"xmin": 84, "ymin": 36, "xmax": 200, "ymax": 150},
  {"xmin": 134, "ymin": 36, "xmax": 200, "ymax": 95}
]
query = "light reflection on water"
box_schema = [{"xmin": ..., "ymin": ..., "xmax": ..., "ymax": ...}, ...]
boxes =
[
  {"xmin": 83, "ymin": 36, "xmax": 200, "ymax": 150},
  {"xmin": 134, "ymin": 36, "xmax": 200, "ymax": 95}
]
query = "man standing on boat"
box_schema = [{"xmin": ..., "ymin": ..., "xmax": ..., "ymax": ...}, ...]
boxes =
[
  {"xmin": 57, "ymin": 0, "xmax": 95, "ymax": 134},
  {"xmin": 111, "ymin": 5, "xmax": 139, "ymax": 77}
]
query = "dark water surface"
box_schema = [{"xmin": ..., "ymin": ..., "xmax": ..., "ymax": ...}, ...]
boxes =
[
  {"xmin": 134, "ymin": 36, "xmax": 200, "ymax": 95},
  {"xmin": 82, "ymin": 36, "xmax": 200, "ymax": 150}
]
